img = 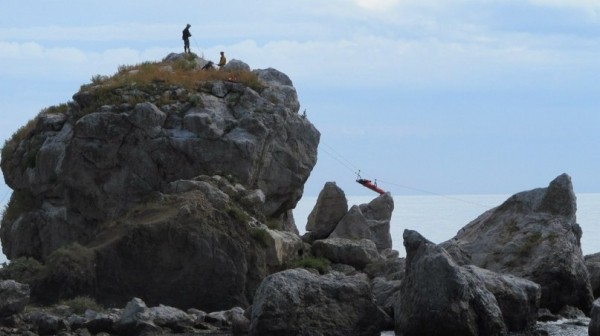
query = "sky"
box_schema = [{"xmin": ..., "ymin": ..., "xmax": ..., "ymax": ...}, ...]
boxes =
[{"xmin": 1, "ymin": 0, "xmax": 600, "ymax": 213}]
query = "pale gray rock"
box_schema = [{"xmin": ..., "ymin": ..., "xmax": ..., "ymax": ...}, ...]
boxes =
[
  {"xmin": 330, "ymin": 205, "xmax": 371, "ymax": 240},
  {"xmin": 263, "ymin": 228, "xmax": 305, "ymax": 268},
  {"xmin": 305, "ymin": 182, "xmax": 348, "ymax": 239},
  {"xmin": 395, "ymin": 230, "xmax": 507, "ymax": 336},
  {"xmin": 0, "ymin": 280, "xmax": 30, "ymax": 317},
  {"xmin": 444, "ymin": 174, "xmax": 593, "ymax": 313},
  {"xmin": 312, "ymin": 237, "xmax": 380, "ymax": 270},
  {"xmin": 249, "ymin": 268, "xmax": 386, "ymax": 336}
]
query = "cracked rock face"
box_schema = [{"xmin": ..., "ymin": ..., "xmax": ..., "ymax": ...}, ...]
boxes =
[{"xmin": 1, "ymin": 58, "xmax": 320, "ymax": 261}]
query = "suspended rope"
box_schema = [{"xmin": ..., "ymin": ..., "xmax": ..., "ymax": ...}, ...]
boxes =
[{"xmin": 319, "ymin": 141, "xmax": 493, "ymax": 209}]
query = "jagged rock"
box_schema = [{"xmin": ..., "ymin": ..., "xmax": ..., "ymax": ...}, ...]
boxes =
[
  {"xmin": 585, "ymin": 252, "xmax": 600, "ymax": 298},
  {"xmin": 395, "ymin": 230, "xmax": 507, "ymax": 336},
  {"xmin": 464, "ymin": 265, "xmax": 540, "ymax": 332},
  {"xmin": 312, "ymin": 237, "xmax": 380, "ymax": 270},
  {"xmin": 0, "ymin": 280, "xmax": 30, "ymax": 318},
  {"xmin": 444, "ymin": 174, "xmax": 593, "ymax": 313},
  {"xmin": 330, "ymin": 193, "xmax": 394, "ymax": 251},
  {"xmin": 1, "ymin": 56, "xmax": 319, "ymax": 262},
  {"xmin": 249, "ymin": 268, "xmax": 386, "ymax": 336},
  {"xmin": 0, "ymin": 56, "xmax": 320, "ymax": 310},
  {"xmin": 590, "ymin": 299, "xmax": 600, "ymax": 336},
  {"xmin": 262, "ymin": 228, "xmax": 305, "ymax": 268},
  {"xmin": 305, "ymin": 182, "xmax": 348, "ymax": 239},
  {"xmin": 330, "ymin": 205, "xmax": 371, "ymax": 240},
  {"xmin": 359, "ymin": 193, "xmax": 394, "ymax": 250}
]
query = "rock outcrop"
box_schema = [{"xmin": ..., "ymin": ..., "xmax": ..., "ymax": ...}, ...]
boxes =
[
  {"xmin": 443, "ymin": 174, "xmax": 593, "ymax": 313},
  {"xmin": 0, "ymin": 54, "xmax": 319, "ymax": 310},
  {"xmin": 248, "ymin": 268, "xmax": 387, "ymax": 336},
  {"xmin": 396, "ymin": 229, "xmax": 540, "ymax": 335},
  {"xmin": 303, "ymin": 186, "xmax": 394, "ymax": 252}
]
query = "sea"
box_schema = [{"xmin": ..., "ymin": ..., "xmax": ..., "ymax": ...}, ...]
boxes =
[{"xmin": 293, "ymin": 193, "xmax": 600, "ymax": 257}]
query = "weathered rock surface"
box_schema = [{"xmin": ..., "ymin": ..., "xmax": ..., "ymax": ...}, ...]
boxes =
[
  {"xmin": 396, "ymin": 230, "xmax": 508, "ymax": 336},
  {"xmin": 590, "ymin": 299, "xmax": 600, "ymax": 336},
  {"xmin": 586, "ymin": 252, "xmax": 600, "ymax": 298},
  {"xmin": 0, "ymin": 55, "xmax": 319, "ymax": 311},
  {"xmin": 463, "ymin": 265, "xmax": 540, "ymax": 332},
  {"xmin": 444, "ymin": 174, "xmax": 593, "ymax": 313},
  {"xmin": 0, "ymin": 280, "xmax": 30, "ymax": 318},
  {"xmin": 305, "ymin": 182, "xmax": 348, "ymax": 239},
  {"xmin": 312, "ymin": 237, "xmax": 380, "ymax": 270},
  {"xmin": 0, "ymin": 296, "xmax": 243, "ymax": 336},
  {"xmin": 249, "ymin": 268, "xmax": 387, "ymax": 336},
  {"xmin": 330, "ymin": 193, "xmax": 394, "ymax": 251}
]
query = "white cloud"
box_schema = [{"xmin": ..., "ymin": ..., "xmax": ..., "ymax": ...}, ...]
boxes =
[
  {"xmin": 529, "ymin": 0, "xmax": 600, "ymax": 10},
  {"xmin": 354, "ymin": 0, "xmax": 402, "ymax": 11}
]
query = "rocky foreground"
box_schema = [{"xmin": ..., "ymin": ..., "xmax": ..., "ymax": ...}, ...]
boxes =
[{"xmin": 2, "ymin": 54, "xmax": 600, "ymax": 335}]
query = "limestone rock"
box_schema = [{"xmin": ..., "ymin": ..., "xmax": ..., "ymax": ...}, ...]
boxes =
[
  {"xmin": 444, "ymin": 174, "xmax": 593, "ymax": 313},
  {"xmin": 0, "ymin": 280, "xmax": 30, "ymax": 317},
  {"xmin": 395, "ymin": 230, "xmax": 507, "ymax": 336},
  {"xmin": 1, "ymin": 56, "xmax": 319, "ymax": 262},
  {"xmin": 330, "ymin": 193, "xmax": 394, "ymax": 251},
  {"xmin": 464, "ymin": 265, "xmax": 540, "ymax": 332},
  {"xmin": 305, "ymin": 182, "xmax": 348, "ymax": 239},
  {"xmin": 312, "ymin": 237, "xmax": 380, "ymax": 270},
  {"xmin": 249, "ymin": 268, "xmax": 386, "ymax": 336}
]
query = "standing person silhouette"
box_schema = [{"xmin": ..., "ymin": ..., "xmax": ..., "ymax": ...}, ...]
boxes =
[
  {"xmin": 218, "ymin": 51, "xmax": 227, "ymax": 69},
  {"xmin": 182, "ymin": 24, "xmax": 192, "ymax": 53}
]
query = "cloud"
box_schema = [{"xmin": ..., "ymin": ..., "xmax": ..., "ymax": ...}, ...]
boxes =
[
  {"xmin": 354, "ymin": 0, "xmax": 402, "ymax": 11},
  {"xmin": 529, "ymin": 0, "xmax": 600, "ymax": 10}
]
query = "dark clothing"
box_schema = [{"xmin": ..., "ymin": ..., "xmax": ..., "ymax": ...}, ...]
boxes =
[
  {"xmin": 182, "ymin": 27, "xmax": 191, "ymax": 40},
  {"xmin": 182, "ymin": 26, "xmax": 191, "ymax": 53}
]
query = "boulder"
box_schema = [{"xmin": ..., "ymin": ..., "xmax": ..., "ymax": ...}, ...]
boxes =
[
  {"xmin": 249, "ymin": 268, "xmax": 386, "ymax": 336},
  {"xmin": 444, "ymin": 174, "xmax": 593, "ymax": 313},
  {"xmin": 395, "ymin": 230, "xmax": 507, "ymax": 336},
  {"xmin": 590, "ymin": 299, "xmax": 600, "ymax": 336},
  {"xmin": 330, "ymin": 193, "xmax": 394, "ymax": 251},
  {"xmin": 585, "ymin": 252, "xmax": 600, "ymax": 298},
  {"xmin": 312, "ymin": 237, "xmax": 380, "ymax": 270},
  {"xmin": 0, "ymin": 280, "xmax": 30, "ymax": 317},
  {"xmin": 305, "ymin": 182, "xmax": 348, "ymax": 239},
  {"xmin": 262, "ymin": 228, "xmax": 305, "ymax": 268},
  {"xmin": 464, "ymin": 265, "xmax": 540, "ymax": 332}
]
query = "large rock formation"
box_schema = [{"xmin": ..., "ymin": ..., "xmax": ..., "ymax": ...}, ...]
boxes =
[
  {"xmin": 396, "ymin": 230, "xmax": 540, "ymax": 335},
  {"xmin": 248, "ymin": 268, "xmax": 386, "ymax": 336},
  {"xmin": 443, "ymin": 174, "xmax": 593, "ymax": 313},
  {"xmin": 0, "ymin": 55, "xmax": 319, "ymax": 310}
]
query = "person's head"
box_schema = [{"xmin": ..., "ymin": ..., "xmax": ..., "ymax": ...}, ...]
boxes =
[
  {"xmin": 220, "ymin": 51, "xmax": 224, "ymax": 55},
  {"xmin": 186, "ymin": 24, "xmax": 191, "ymax": 28}
]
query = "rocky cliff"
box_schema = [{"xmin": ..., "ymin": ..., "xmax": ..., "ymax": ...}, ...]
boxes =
[{"xmin": 0, "ymin": 53, "xmax": 319, "ymax": 310}]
